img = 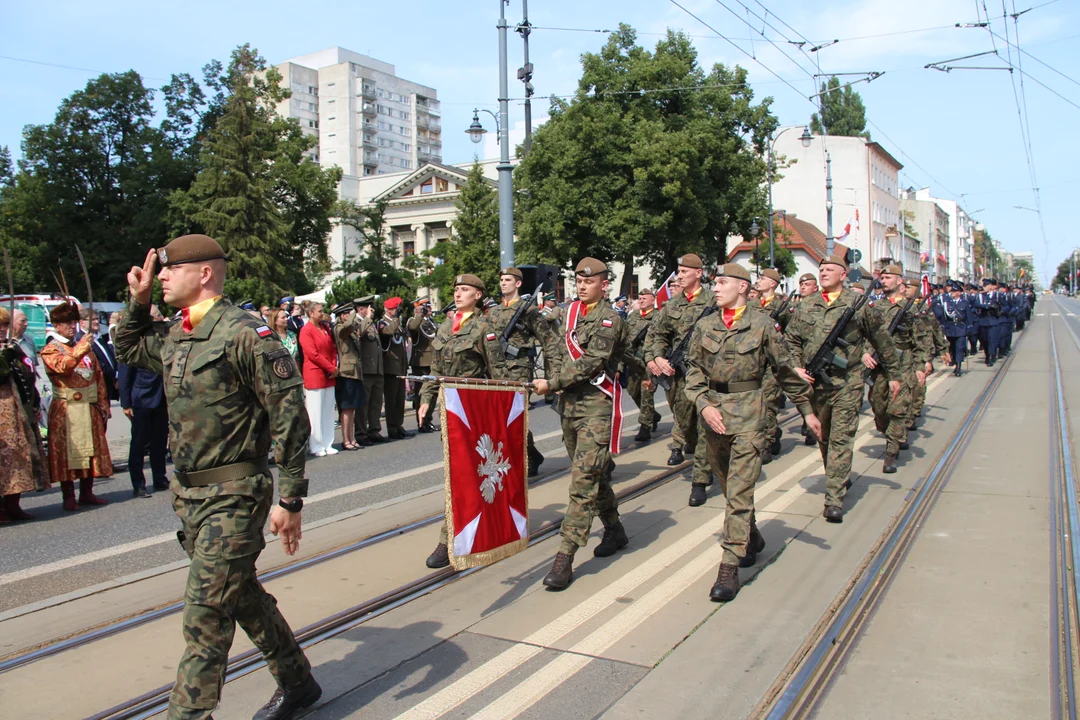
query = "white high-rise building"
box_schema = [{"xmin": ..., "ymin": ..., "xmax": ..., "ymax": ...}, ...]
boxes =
[{"xmin": 271, "ymin": 47, "xmax": 442, "ymax": 177}]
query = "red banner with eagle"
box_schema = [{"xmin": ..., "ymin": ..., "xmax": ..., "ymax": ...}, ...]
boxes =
[{"xmin": 441, "ymin": 383, "xmax": 529, "ymax": 570}]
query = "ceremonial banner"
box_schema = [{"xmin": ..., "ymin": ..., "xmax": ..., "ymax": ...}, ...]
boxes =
[{"xmin": 441, "ymin": 383, "xmax": 529, "ymax": 570}]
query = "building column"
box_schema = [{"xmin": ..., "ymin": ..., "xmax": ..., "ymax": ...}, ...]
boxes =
[{"xmin": 412, "ymin": 223, "xmax": 428, "ymax": 254}]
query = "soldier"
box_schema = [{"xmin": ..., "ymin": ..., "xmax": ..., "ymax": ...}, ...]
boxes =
[
  {"xmin": 407, "ymin": 297, "xmax": 437, "ymax": 433},
  {"xmin": 355, "ymin": 297, "xmax": 388, "ymax": 443},
  {"xmin": 485, "ymin": 267, "xmax": 558, "ymax": 476},
  {"xmin": 644, "ymin": 253, "xmax": 715, "ymax": 507},
  {"xmin": 540, "ymin": 292, "xmax": 563, "ymax": 328},
  {"xmin": 908, "ymin": 280, "xmax": 945, "ymax": 427},
  {"xmin": 936, "ymin": 281, "xmax": 969, "ymax": 376},
  {"xmin": 624, "ymin": 289, "xmax": 660, "ymax": 442},
  {"xmin": 379, "ymin": 297, "xmax": 410, "ymax": 440},
  {"xmin": 685, "ymin": 263, "xmax": 821, "ymax": 601},
  {"xmin": 786, "ymin": 255, "xmax": 902, "ymax": 522},
  {"xmin": 417, "ymin": 274, "xmax": 508, "ymax": 569},
  {"xmin": 533, "ymin": 258, "xmax": 637, "ymax": 590},
  {"xmin": 333, "ymin": 301, "xmax": 366, "ymax": 449},
  {"xmin": 748, "ymin": 267, "xmax": 789, "ymax": 464},
  {"xmin": 116, "ymin": 236, "xmax": 320, "ymax": 720},
  {"xmin": 795, "ymin": 272, "xmax": 820, "ymax": 447}
]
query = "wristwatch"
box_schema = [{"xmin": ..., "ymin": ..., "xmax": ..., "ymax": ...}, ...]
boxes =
[{"xmin": 278, "ymin": 498, "xmax": 304, "ymax": 513}]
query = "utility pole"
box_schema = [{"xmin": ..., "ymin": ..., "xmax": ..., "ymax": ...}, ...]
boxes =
[
  {"xmin": 825, "ymin": 151, "xmax": 834, "ymax": 257},
  {"xmin": 496, "ymin": 0, "xmax": 514, "ymax": 267},
  {"xmin": 516, "ymin": 1, "xmax": 534, "ymax": 155}
]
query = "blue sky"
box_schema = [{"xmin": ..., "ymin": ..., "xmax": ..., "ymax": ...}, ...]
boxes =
[{"xmin": 2, "ymin": 0, "xmax": 1078, "ymax": 284}]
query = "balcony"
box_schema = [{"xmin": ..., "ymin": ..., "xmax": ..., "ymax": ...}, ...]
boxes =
[
  {"xmin": 361, "ymin": 103, "xmax": 377, "ymax": 116},
  {"xmin": 362, "ymin": 135, "xmax": 376, "ymax": 150},
  {"xmin": 361, "ymin": 85, "xmax": 376, "ymax": 100},
  {"xmin": 417, "ymin": 104, "xmax": 441, "ymax": 119}
]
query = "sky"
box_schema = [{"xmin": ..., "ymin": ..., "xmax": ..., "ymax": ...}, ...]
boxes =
[{"xmin": 2, "ymin": 0, "xmax": 1078, "ymax": 285}]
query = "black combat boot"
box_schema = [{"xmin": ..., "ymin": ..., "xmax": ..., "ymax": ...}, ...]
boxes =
[
  {"xmin": 805, "ymin": 434, "xmax": 817, "ymax": 446},
  {"xmin": 740, "ymin": 526, "xmax": 766, "ymax": 568},
  {"xmin": 761, "ymin": 449, "xmax": 773, "ymax": 465},
  {"xmin": 683, "ymin": 443, "xmax": 694, "ymax": 455},
  {"xmin": 882, "ymin": 453, "xmax": 898, "ymax": 474},
  {"xmin": 634, "ymin": 425, "xmax": 651, "ymax": 442},
  {"xmin": 543, "ymin": 552, "xmax": 574, "ymax": 590},
  {"xmin": 667, "ymin": 447, "xmax": 685, "ymax": 466},
  {"xmin": 425, "ymin": 543, "xmax": 450, "ymax": 569},
  {"xmin": 823, "ymin": 505, "xmax": 844, "ymax": 523},
  {"xmin": 770, "ymin": 428, "xmax": 782, "ymax": 456},
  {"xmin": 898, "ymin": 438, "xmax": 910, "ymax": 451},
  {"xmin": 688, "ymin": 483, "xmax": 708, "ymax": 507},
  {"xmin": 709, "ymin": 564, "xmax": 740, "ymax": 602},
  {"xmin": 528, "ymin": 448, "xmax": 545, "ymax": 478},
  {"xmin": 594, "ymin": 522, "xmax": 629, "ymax": 557},
  {"xmin": 252, "ymin": 674, "xmax": 322, "ymax": 720},
  {"xmin": 652, "ymin": 416, "xmax": 660, "ymax": 432}
]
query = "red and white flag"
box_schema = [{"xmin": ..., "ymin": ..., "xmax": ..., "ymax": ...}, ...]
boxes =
[
  {"xmin": 653, "ymin": 270, "xmax": 678, "ymax": 311},
  {"xmin": 836, "ymin": 209, "xmax": 860, "ymax": 243},
  {"xmin": 921, "ymin": 274, "xmax": 931, "ymax": 298},
  {"xmin": 442, "ymin": 384, "xmax": 529, "ymax": 570}
]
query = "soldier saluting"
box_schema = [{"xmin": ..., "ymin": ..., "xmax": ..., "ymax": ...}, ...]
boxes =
[
  {"xmin": 684, "ymin": 263, "xmax": 821, "ymax": 602},
  {"xmin": 406, "ymin": 297, "xmax": 437, "ymax": 433},
  {"xmin": 115, "ymin": 236, "xmax": 321, "ymax": 720}
]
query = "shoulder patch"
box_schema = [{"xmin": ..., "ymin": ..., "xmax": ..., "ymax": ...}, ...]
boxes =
[
  {"xmin": 485, "ymin": 332, "xmax": 497, "ymax": 341},
  {"xmin": 868, "ymin": 301, "xmax": 874, "ymax": 308},
  {"xmin": 774, "ymin": 322, "xmax": 782, "ymax": 332},
  {"xmin": 255, "ymin": 325, "xmax": 273, "ymax": 338},
  {"xmin": 601, "ymin": 318, "xmax": 614, "ymax": 327}
]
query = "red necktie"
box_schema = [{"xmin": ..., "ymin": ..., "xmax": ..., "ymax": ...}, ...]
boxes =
[
  {"xmin": 452, "ymin": 311, "xmax": 464, "ymax": 334},
  {"xmin": 181, "ymin": 308, "xmax": 193, "ymax": 333},
  {"xmin": 722, "ymin": 308, "xmax": 738, "ymax": 329}
]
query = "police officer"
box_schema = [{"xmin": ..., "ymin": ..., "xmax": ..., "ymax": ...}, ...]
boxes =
[
  {"xmin": 624, "ymin": 289, "xmax": 660, "ymax": 442},
  {"xmin": 935, "ymin": 281, "xmax": 969, "ymax": 375},
  {"xmin": 116, "ymin": 236, "xmax": 321, "ymax": 720},
  {"xmin": 684, "ymin": 263, "xmax": 820, "ymax": 601},
  {"xmin": 356, "ymin": 297, "xmax": 388, "ymax": 443},
  {"xmin": 965, "ymin": 284, "xmax": 980, "ymax": 357},
  {"xmin": 407, "ymin": 297, "xmax": 437, "ymax": 433},
  {"xmin": 977, "ymin": 279, "xmax": 1001, "ymax": 366},
  {"xmin": 533, "ymin": 258, "xmax": 636, "ymax": 590}
]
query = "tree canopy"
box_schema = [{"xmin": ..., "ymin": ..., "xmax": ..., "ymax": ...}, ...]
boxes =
[
  {"xmin": 426, "ymin": 162, "xmax": 501, "ymax": 301},
  {"xmin": 810, "ymin": 77, "xmax": 870, "ymax": 139}
]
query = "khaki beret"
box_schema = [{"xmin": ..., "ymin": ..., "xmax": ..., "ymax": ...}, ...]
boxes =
[
  {"xmin": 638, "ymin": 288, "xmax": 654, "ymax": 296},
  {"xmin": 819, "ymin": 254, "xmax": 849, "ymax": 271},
  {"xmin": 157, "ymin": 234, "xmax": 226, "ymax": 268},
  {"xmin": 798, "ymin": 273, "xmax": 817, "ymax": 283},
  {"xmin": 760, "ymin": 268, "xmax": 782, "ymax": 284},
  {"xmin": 500, "ymin": 267, "xmax": 523, "ymax": 280},
  {"xmin": 904, "ymin": 278, "xmax": 919, "ymax": 288},
  {"xmin": 880, "ymin": 263, "xmax": 904, "ymax": 276},
  {"xmin": 716, "ymin": 263, "xmax": 752, "ymax": 282},
  {"xmin": 454, "ymin": 274, "xmax": 485, "ymax": 291},
  {"xmin": 575, "ymin": 257, "xmax": 608, "ymax": 277},
  {"xmin": 677, "ymin": 253, "xmax": 703, "ymax": 269}
]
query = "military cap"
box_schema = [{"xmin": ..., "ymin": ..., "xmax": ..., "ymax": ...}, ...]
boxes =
[
  {"xmin": 880, "ymin": 263, "xmax": 904, "ymax": 276},
  {"xmin": 383, "ymin": 296, "xmax": 403, "ymax": 310},
  {"xmin": 798, "ymin": 273, "xmax": 817, "ymax": 283},
  {"xmin": 500, "ymin": 267, "xmax": 523, "ymax": 280},
  {"xmin": 716, "ymin": 263, "xmax": 752, "ymax": 282},
  {"xmin": 329, "ymin": 302, "xmax": 352, "ymax": 315},
  {"xmin": 49, "ymin": 301, "xmax": 80, "ymax": 324},
  {"xmin": 948, "ymin": 281, "xmax": 963, "ymax": 291},
  {"xmin": 676, "ymin": 253, "xmax": 703, "ymax": 269},
  {"xmin": 638, "ymin": 288, "xmax": 655, "ymax": 296},
  {"xmin": 483, "ymin": 296, "xmax": 498, "ymax": 310},
  {"xmin": 615, "ymin": 295, "xmax": 628, "ymax": 303},
  {"xmin": 575, "ymin": 258, "xmax": 608, "ymax": 277},
  {"xmin": 355, "ymin": 295, "xmax": 376, "ymax": 307},
  {"xmin": 413, "ymin": 296, "xmax": 431, "ymax": 306},
  {"xmin": 157, "ymin": 234, "xmax": 226, "ymax": 268},
  {"xmin": 543, "ymin": 292, "xmax": 556, "ymax": 302},
  {"xmin": 819, "ymin": 254, "xmax": 849, "ymax": 271},
  {"xmin": 238, "ymin": 299, "xmax": 256, "ymax": 310},
  {"xmin": 982, "ymin": 278, "xmax": 994, "ymax": 286},
  {"xmin": 760, "ymin": 268, "xmax": 782, "ymax": 284},
  {"xmin": 454, "ymin": 274, "xmax": 486, "ymax": 291},
  {"xmin": 904, "ymin": 278, "xmax": 919, "ymax": 288},
  {"xmin": 279, "ymin": 296, "xmax": 294, "ymax": 305}
]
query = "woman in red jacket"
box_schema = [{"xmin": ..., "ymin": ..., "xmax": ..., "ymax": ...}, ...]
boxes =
[{"xmin": 299, "ymin": 303, "xmax": 339, "ymax": 456}]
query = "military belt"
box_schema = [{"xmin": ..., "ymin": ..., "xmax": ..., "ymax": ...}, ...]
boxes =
[
  {"xmin": 709, "ymin": 380, "xmax": 761, "ymax": 393},
  {"xmin": 174, "ymin": 458, "xmax": 270, "ymax": 487}
]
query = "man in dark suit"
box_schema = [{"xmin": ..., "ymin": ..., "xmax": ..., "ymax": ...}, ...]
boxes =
[
  {"xmin": 78, "ymin": 309, "xmax": 119, "ymax": 401},
  {"xmin": 117, "ymin": 307, "xmax": 170, "ymax": 496}
]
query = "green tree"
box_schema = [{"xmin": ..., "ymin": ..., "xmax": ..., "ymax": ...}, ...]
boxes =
[
  {"xmin": 750, "ymin": 230, "xmax": 797, "ymax": 278},
  {"xmin": 336, "ymin": 198, "xmax": 416, "ymax": 296},
  {"xmin": 810, "ymin": 77, "xmax": 870, "ymax": 138},
  {"xmin": 1053, "ymin": 256, "xmax": 1075, "ymax": 291},
  {"xmin": 514, "ymin": 25, "xmax": 775, "ymax": 285},
  {"xmin": 425, "ymin": 162, "xmax": 500, "ymax": 302}
]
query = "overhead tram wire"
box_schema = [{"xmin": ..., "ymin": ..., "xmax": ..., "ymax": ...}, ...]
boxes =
[{"xmin": 529, "ymin": 23, "xmax": 965, "ymax": 46}]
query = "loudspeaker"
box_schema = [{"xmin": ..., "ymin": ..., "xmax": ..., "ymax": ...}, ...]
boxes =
[{"xmin": 516, "ymin": 264, "xmax": 560, "ymax": 294}]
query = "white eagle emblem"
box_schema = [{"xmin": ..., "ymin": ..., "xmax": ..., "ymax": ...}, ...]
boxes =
[{"xmin": 476, "ymin": 434, "xmax": 512, "ymax": 504}]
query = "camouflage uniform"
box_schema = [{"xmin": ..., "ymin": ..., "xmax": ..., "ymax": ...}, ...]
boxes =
[
  {"xmin": 785, "ymin": 289, "xmax": 901, "ymax": 509},
  {"xmin": 419, "ymin": 312, "xmax": 508, "ymax": 544},
  {"xmin": 911, "ymin": 300, "xmax": 943, "ymax": 423},
  {"xmin": 358, "ymin": 313, "xmax": 384, "ymax": 439},
  {"xmin": 868, "ymin": 298, "xmax": 924, "ymax": 456},
  {"xmin": 643, "ymin": 287, "xmax": 715, "ymax": 486},
  {"xmin": 407, "ymin": 309, "xmax": 437, "ymax": 425},
  {"xmin": 747, "ymin": 293, "xmax": 795, "ymax": 452},
  {"xmin": 623, "ymin": 308, "xmax": 659, "ymax": 433},
  {"xmin": 115, "ymin": 297, "xmax": 312, "ymax": 720},
  {"xmin": 685, "ymin": 307, "xmax": 812, "ymax": 566}
]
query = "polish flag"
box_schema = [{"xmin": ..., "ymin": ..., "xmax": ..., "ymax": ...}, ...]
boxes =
[
  {"xmin": 921, "ymin": 274, "xmax": 931, "ymax": 298},
  {"xmin": 836, "ymin": 209, "xmax": 860, "ymax": 242},
  {"xmin": 442, "ymin": 384, "xmax": 529, "ymax": 570},
  {"xmin": 654, "ymin": 270, "xmax": 678, "ymax": 311}
]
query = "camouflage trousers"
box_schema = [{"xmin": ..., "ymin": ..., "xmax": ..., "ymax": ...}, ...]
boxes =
[
  {"xmin": 558, "ymin": 413, "xmax": 619, "ymax": 556},
  {"xmin": 702, "ymin": 428, "xmax": 766, "ymax": 566},
  {"xmin": 169, "ymin": 479, "xmax": 310, "ymax": 719},
  {"xmin": 763, "ymin": 369, "xmax": 781, "ymax": 445},
  {"xmin": 809, "ymin": 383, "xmax": 863, "ymax": 508},
  {"xmin": 626, "ymin": 371, "xmax": 658, "ymax": 430},
  {"xmin": 507, "ymin": 361, "xmax": 540, "ymax": 460},
  {"xmin": 910, "ymin": 369, "xmax": 927, "ymax": 424},
  {"xmin": 665, "ymin": 375, "xmax": 711, "ymax": 485},
  {"xmin": 868, "ymin": 367, "xmax": 912, "ymax": 455}
]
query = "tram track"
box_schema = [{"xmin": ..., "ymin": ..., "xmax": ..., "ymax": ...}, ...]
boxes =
[{"xmin": 753, "ymin": 318, "xmax": 1033, "ymax": 720}]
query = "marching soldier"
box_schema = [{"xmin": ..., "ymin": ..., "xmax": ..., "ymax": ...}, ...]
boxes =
[
  {"xmin": 644, "ymin": 253, "xmax": 715, "ymax": 507},
  {"xmin": 624, "ymin": 289, "xmax": 660, "ymax": 442},
  {"xmin": 356, "ymin": 297, "xmax": 388, "ymax": 443},
  {"xmin": 684, "ymin": 263, "xmax": 821, "ymax": 602},
  {"xmin": 748, "ymin": 267, "xmax": 789, "ymax": 464},
  {"xmin": 532, "ymin": 258, "xmax": 638, "ymax": 590},
  {"xmin": 785, "ymin": 255, "xmax": 902, "ymax": 522},
  {"xmin": 116, "ymin": 236, "xmax": 321, "ymax": 720},
  {"xmin": 417, "ymin": 274, "xmax": 508, "ymax": 569},
  {"xmin": 380, "ymin": 297, "xmax": 410, "ymax": 439},
  {"xmin": 407, "ymin": 297, "xmax": 437, "ymax": 433},
  {"xmin": 908, "ymin": 280, "xmax": 945, "ymax": 427},
  {"xmin": 795, "ymin": 272, "xmax": 820, "ymax": 447}
]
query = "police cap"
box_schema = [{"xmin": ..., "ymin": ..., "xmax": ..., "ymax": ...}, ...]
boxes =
[
  {"xmin": 454, "ymin": 274, "xmax": 486, "ymax": 292},
  {"xmin": 575, "ymin": 258, "xmax": 608, "ymax": 277},
  {"xmin": 157, "ymin": 234, "xmax": 226, "ymax": 268}
]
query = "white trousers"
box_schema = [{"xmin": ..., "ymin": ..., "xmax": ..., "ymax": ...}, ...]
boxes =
[{"xmin": 305, "ymin": 387, "xmax": 336, "ymax": 454}]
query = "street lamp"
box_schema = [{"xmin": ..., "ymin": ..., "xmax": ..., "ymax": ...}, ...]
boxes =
[
  {"xmin": 750, "ymin": 218, "xmax": 761, "ymax": 274},
  {"xmin": 765, "ymin": 126, "xmax": 813, "ymax": 271}
]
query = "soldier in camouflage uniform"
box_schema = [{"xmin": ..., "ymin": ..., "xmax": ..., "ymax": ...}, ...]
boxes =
[
  {"xmin": 417, "ymin": 274, "xmax": 509, "ymax": 569},
  {"xmin": 644, "ymin": 254, "xmax": 715, "ymax": 507},
  {"xmin": 685, "ymin": 263, "xmax": 821, "ymax": 602},
  {"xmin": 407, "ymin": 297, "xmax": 437, "ymax": 432},
  {"xmin": 906, "ymin": 280, "xmax": 946, "ymax": 428},
  {"xmin": 748, "ymin": 268, "xmax": 795, "ymax": 464},
  {"xmin": 624, "ymin": 289, "xmax": 660, "ymax": 442},
  {"xmin": 533, "ymin": 258, "xmax": 640, "ymax": 590},
  {"xmin": 115, "ymin": 236, "xmax": 320, "ymax": 720},
  {"xmin": 380, "ymin": 298, "xmax": 410, "ymax": 439},
  {"xmin": 485, "ymin": 267, "xmax": 560, "ymax": 476},
  {"xmin": 540, "ymin": 293, "xmax": 563, "ymax": 328},
  {"xmin": 785, "ymin": 255, "xmax": 902, "ymax": 523}
]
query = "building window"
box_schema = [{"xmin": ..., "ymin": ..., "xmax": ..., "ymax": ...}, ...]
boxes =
[
  {"xmin": 327, "ymin": 116, "xmax": 336, "ymax": 121},
  {"xmin": 436, "ymin": 178, "xmax": 449, "ymax": 192},
  {"xmin": 401, "ymin": 159, "xmax": 411, "ymax": 169},
  {"xmin": 398, "ymin": 110, "xmax": 411, "ymax": 120},
  {"xmin": 420, "ymin": 179, "xmax": 433, "ymax": 194},
  {"xmin": 404, "ymin": 240, "xmax": 415, "ymax": 257},
  {"xmin": 363, "ymin": 168, "xmax": 373, "ymax": 176},
  {"xmin": 308, "ymin": 86, "xmax": 317, "ymax": 95},
  {"xmin": 308, "ymin": 102, "xmax": 316, "ymax": 111}
]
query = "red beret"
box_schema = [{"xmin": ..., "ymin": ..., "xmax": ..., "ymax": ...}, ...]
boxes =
[{"xmin": 383, "ymin": 297, "xmax": 403, "ymax": 310}]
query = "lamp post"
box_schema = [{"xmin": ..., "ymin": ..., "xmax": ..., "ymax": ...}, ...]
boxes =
[
  {"xmin": 765, "ymin": 126, "xmax": 813, "ymax": 270},
  {"xmin": 464, "ymin": 1, "xmax": 516, "ymax": 268},
  {"xmin": 750, "ymin": 218, "xmax": 761, "ymax": 274}
]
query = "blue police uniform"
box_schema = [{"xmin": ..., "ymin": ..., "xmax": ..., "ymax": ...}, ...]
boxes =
[
  {"xmin": 977, "ymin": 282, "xmax": 1001, "ymax": 365},
  {"xmin": 935, "ymin": 288, "xmax": 968, "ymax": 375},
  {"xmin": 965, "ymin": 289, "xmax": 980, "ymax": 355}
]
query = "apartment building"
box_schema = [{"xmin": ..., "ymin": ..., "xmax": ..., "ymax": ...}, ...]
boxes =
[
  {"xmin": 911, "ymin": 190, "xmax": 975, "ymax": 282},
  {"xmin": 901, "ymin": 189, "xmax": 951, "ymax": 281},
  {"xmin": 272, "ymin": 47, "xmax": 442, "ymax": 177}
]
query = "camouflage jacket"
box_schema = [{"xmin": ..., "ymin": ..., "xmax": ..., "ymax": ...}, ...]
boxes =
[
  {"xmin": 335, "ymin": 313, "xmax": 363, "ymax": 380},
  {"xmin": 919, "ymin": 300, "xmax": 949, "ymax": 356},
  {"xmin": 418, "ymin": 312, "xmax": 509, "ymax": 406},
  {"xmin": 874, "ymin": 296, "xmax": 926, "ymax": 372},
  {"xmin": 406, "ymin": 313, "xmax": 437, "ymax": 368},
  {"xmin": 114, "ymin": 297, "xmax": 310, "ymax": 499},
  {"xmin": 643, "ymin": 287, "xmax": 716, "ymax": 367},
  {"xmin": 785, "ymin": 288, "xmax": 902, "ymax": 388},
  {"xmin": 358, "ymin": 314, "xmax": 384, "ymax": 375},
  {"xmin": 748, "ymin": 293, "xmax": 795, "ymax": 332},
  {"xmin": 485, "ymin": 297, "xmax": 559, "ymax": 381},
  {"xmin": 685, "ymin": 308, "xmax": 813, "ymax": 434},
  {"xmin": 379, "ymin": 315, "xmax": 408, "ymax": 375},
  {"xmin": 623, "ymin": 309, "xmax": 657, "ymax": 366}
]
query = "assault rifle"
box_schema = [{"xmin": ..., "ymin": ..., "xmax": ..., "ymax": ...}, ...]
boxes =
[
  {"xmin": 769, "ymin": 289, "xmax": 799, "ymax": 324},
  {"xmin": 804, "ymin": 293, "xmax": 868, "ymax": 389},
  {"xmin": 501, "ymin": 283, "xmax": 543, "ymax": 360},
  {"xmin": 653, "ymin": 304, "xmax": 717, "ymax": 392}
]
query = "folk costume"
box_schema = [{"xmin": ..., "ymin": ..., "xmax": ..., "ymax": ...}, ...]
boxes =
[{"xmin": 0, "ymin": 314, "xmax": 50, "ymax": 521}]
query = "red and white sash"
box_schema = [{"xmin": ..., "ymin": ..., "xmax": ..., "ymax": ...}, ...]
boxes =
[{"xmin": 564, "ymin": 300, "xmax": 624, "ymax": 455}]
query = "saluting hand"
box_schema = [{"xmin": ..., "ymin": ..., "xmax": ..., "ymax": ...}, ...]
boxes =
[
  {"xmin": 127, "ymin": 249, "xmax": 157, "ymax": 305},
  {"xmin": 269, "ymin": 505, "xmax": 303, "ymax": 555}
]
